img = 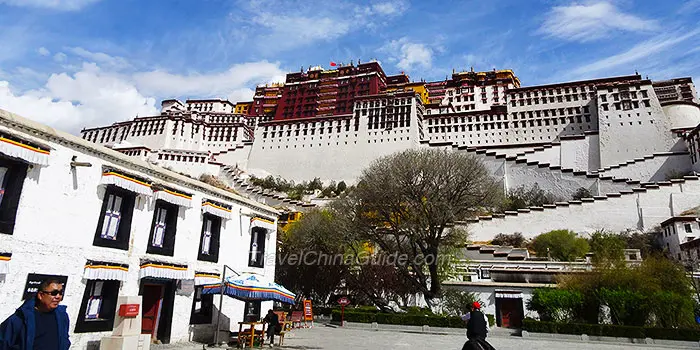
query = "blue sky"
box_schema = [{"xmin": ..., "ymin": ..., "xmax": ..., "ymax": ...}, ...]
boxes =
[{"xmin": 0, "ymin": 0, "xmax": 699, "ymax": 134}]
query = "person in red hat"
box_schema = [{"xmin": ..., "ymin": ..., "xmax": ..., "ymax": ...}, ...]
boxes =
[{"xmin": 461, "ymin": 301, "xmax": 494, "ymax": 350}]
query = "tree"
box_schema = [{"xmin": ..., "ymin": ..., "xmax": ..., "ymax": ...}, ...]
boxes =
[
  {"xmin": 490, "ymin": 232, "xmax": 526, "ymax": 247},
  {"xmin": 499, "ymin": 183, "xmax": 561, "ymax": 211},
  {"xmin": 275, "ymin": 209, "xmax": 350, "ymax": 305},
  {"xmin": 440, "ymin": 289, "xmax": 480, "ymax": 317},
  {"xmin": 589, "ymin": 230, "xmax": 625, "ymax": 266},
  {"xmin": 336, "ymin": 181, "xmax": 347, "ymax": 195},
  {"xmin": 307, "ymin": 177, "xmax": 323, "ymax": 191},
  {"xmin": 572, "ymin": 187, "xmax": 592, "ymax": 200},
  {"xmin": 530, "ymin": 229, "xmax": 589, "ymax": 261},
  {"xmin": 334, "ymin": 148, "xmax": 501, "ymax": 305}
]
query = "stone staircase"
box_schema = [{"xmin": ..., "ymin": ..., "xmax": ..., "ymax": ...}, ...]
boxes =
[{"xmin": 218, "ymin": 165, "xmax": 317, "ymax": 211}]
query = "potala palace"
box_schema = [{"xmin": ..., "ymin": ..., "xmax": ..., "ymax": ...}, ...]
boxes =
[{"xmin": 79, "ymin": 62, "xmax": 700, "ymax": 242}]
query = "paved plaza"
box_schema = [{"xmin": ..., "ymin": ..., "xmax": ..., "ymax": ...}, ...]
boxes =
[{"xmin": 157, "ymin": 326, "xmax": 696, "ymax": 350}]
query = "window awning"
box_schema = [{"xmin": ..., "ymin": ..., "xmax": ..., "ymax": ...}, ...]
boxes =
[
  {"xmin": 195, "ymin": 271, "xmax": 221, "ymax": 286},
  {"xmin": 0, "ymin": 134, "xmax": 50, "ymax": 166},
  {"xmin": 0, "ymin": 252, "xmax": 10, "ymax": 275},
  {"xmin": 202, "ymin": 200, "xmax": 232, "ymax": 219},
  {"xmin": 250, "ymin": 217, "xmax": 276, "ymax": 231},
  {"xmin": 100, "ymin": 170, "xmax": 152, "ymax": 196},
  {"xmin": 153, "ymin": 185, "xmax": 192, "ymax": 208},
  {"xmin": 83, "ymin": 260, "xmax": 129, "ymax": 282},
  {"xmin": 495, "ymin": 290, "xmax": 523, "ymax": 299},
  {"xmin": 139, "ymin": 260, "xmax": 191, "ymax": 280}
]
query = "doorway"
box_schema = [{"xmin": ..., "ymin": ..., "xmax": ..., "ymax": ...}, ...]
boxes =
[
  {"xmin": 496, "ymin": 297, "xmax": 524, "ymax": 328},
  {"xmin": 140, "ymin": 279, "xmax": 176, "ymax": 344}
]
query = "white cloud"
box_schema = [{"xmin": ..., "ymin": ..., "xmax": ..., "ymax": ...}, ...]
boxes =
[
  {"xmin": 0, "ymin": 63, "xmax": 158, "ymax": 133},
  {"xmin": 68, "ymin": 47, "xmax": 130, "ymax": 70},
  {"xmin": 132, "ymin": 61, "xmax": 285, "ymax": 101},
  {"xmin": 539, "ymin": 1, "xmax": 659, "ymax": 42},
  {"xmin": 235, "ymin": 0, "xmax": 408, "ymax": 53},
  {"xmin": 381, "ymin": 38, "xmax": 433, "ymax": 71},
  {"xmin": 250, "ymin": 13, "xmax": 351, "ymax": 51},
  {"xmin": 569, "ymin": 29, "xmax": 700, "ymax": 78},
  {"xmin": 0, "ymin": 0, "xmax": 101, "ymax": 11},
  {"xmin": 37, "ymin": 47, "xmax": 50, "ymax": 56},
  {"xmin": 53, "ymin": 52, "xmax": 67, "ymax": 62},
  {"xmin": 679, "ymin": 0, "xmax": 700, "ymax": 14},
  {"xmin": 0, "ymin": 59, "xmax": 287, "ymax": 134}
]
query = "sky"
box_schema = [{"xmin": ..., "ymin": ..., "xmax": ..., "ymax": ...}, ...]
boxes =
[{"xmin": 0, "ymin": 0, "xmax": 699, "ymax": 134}]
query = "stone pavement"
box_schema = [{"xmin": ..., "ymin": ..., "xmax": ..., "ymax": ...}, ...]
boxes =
[{"xmin": 156, "ymin": 325, "xmax": 697, "ymax": 350}]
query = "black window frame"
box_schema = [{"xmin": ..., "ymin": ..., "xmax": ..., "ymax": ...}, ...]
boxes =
[
  {"xmin": 146, "ymin": 200, "xmax": 179, "ymax": 256},
  {"xmin": 197, "ymin": 213, "xmax": 221, "ymax": 262},
  {"xmin": 93, "ymin": 185, "xmax": 136, "ymax": 251},
  {"xmin": 74, "ymin": 279, "xmax": 120, "ymax": 333},
  {"xmin": 0, "ymin": 156, "xmax": 29, "ymax": 235},
  {"xmin": 243, "ymin": 301, "xmax": 261, "ymax": 322},
  {"xmin": 189, "ymin": 285, "xmax": 214, "ymax": 325},
  {"xmin": 248, "ymin": 227, "xmax": 267, "ymax": 268}
]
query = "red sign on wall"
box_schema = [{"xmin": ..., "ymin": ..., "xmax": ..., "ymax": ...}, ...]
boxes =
[
  {"xmin": 118, "ymin": 304, "xmax": 140, "ymax": 317},
  {"xmin": 303, "ymin": 299, "xmax": 313, "ymax": 321}
]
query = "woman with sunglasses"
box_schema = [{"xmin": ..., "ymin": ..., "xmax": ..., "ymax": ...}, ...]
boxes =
[{"xmin": 0, "ymin": 278, "xmax": 71, "ymax": 350}]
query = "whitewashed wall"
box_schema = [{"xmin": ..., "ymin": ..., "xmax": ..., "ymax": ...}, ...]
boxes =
[
  {"xmin": 560, "ymin": 134, "xmax": 599, "ymax": 172},
  {"xmin": 598, "ymin": 153, "xmax": 692, "ymax": 182},
  {"xmin": 0, "ymin": 109, "xmax": 279, "ymax": 349},
  {"xmin": 246, "ymin": 99, "xmax": 423, "ymax": 184},
  {"xmin": 464, "ymin": 178, "xmax": 700, "ymax": 240}
]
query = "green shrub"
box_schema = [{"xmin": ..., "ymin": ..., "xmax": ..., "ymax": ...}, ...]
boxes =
[
  {"xmin": 522, "ymin": 319, "xmax": 699, "ymax": 341},
  {"xmin": 486, "ymin": 314, "xmax": 495, "ymax": 327},
  {"xmin": 527, "ymin": 288, "xmax": 585, "ymax": 322},
  {"xmin": 597, "ymin": 288, "xmax": 648, "ymax": 326}
]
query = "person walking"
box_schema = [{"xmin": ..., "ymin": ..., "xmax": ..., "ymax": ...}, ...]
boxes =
[
  {"xmin": 262, "ymin": 309, "xmax": 280, "ymax": 348},
  {"xmin": 461, "ymin": 302, "xmax": 495, "ymax": 350},
  {"xmin": 0, "ymin": 278, "xmax": 71, "ymax": 350}
]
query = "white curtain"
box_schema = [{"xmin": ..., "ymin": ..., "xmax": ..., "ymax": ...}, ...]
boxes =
[
  {"xmin": 151, "ymin": 207, "xmax": 167, "ymax": 248},
  {"xmin": 100, "ymin": 194, "xmax": 122, "ymax": 240},
  {"xmin": 201, "ymin": 218, "xmax": 212, "ymax": 255}
]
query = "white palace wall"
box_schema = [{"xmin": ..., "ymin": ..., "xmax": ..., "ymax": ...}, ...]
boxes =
[
  {"xmin": 598, "ymin": 153, "xmax": 692, "ymax": 182},
  {"xmin": 0, "ymin": 109, "xmax": 278, "ymax": 349},
  {"xmin": 597, "ymin": 83, "xmax": 677, "ymax": 167},
  {"xmin": 465, "ymin": 177, "xmax": 700, "ymax": 240},
  {"xmin": 247, "ymin": 97, "xmax": 424, "ymax": 183},
  {"xmin": 559, "ymin": 134, "xmax": 600, "ymax": 172}
]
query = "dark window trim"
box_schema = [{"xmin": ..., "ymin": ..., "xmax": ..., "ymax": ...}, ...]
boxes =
[
  {"xmin": 93, "ymin": 185, "xmax": 136, "ymax": 250},
  {"xmin": 248, "ymin": 227, "xmax": 267, "ymax": 268},
  {"xmin": 243, "ymin": 301, "xmax": 261, "ymax": 322},
  {"xmin": 74, "ymin": 279, "xmax": 120, "ymax": 333},
  {"xmin": 197, "ymin": 214, "xmax": 221, "ymax": 263},
  {"xmin": 0, "ymin": 156, "xmax": 29, "ymax": 235},
  {"xmin": 146, "ymin": 200, "xmax": 179, "ymax": 256}
]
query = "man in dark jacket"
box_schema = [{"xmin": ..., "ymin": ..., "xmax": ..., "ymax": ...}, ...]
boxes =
[
  {"xmin": 462, "ymin": 302, "xmax": 495, "ymax": 350},
  {"xmin": 262, "ymin": 309, "xmax": 279, "ymax": 347},
  {"xmin": 0, "ymin": 278, "xmax": 71, "ymax": 350}
]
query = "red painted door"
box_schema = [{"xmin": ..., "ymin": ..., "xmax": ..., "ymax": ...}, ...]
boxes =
[
  {"xmin": 499, "ymin": 298, "xmax": 523, "ymax": 328},
  {"xmin": 141, "ymin": 285, "xmax": 164, "ymax": 337}
]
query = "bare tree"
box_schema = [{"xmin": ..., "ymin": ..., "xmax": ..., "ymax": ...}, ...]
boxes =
[{"xmin": 335, "ymin": 148, "xmax": 501, "ymax": 305}]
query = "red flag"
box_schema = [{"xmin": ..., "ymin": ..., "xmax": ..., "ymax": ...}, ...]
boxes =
[{"xmin": 330, "ymin": 61, "xmax": 337, "ymax": 67}]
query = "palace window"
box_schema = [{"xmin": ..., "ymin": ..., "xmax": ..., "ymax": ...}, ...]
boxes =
[
  {"xmin": 146, "ymin": 200, "xmax": 179, "ymax": 256},
  {"xmin": 93, "ymin": 186, "xmax": 136, "ymax": 250},
  {"xmin": 74, "ymin": 280, "xmax": 120, "ymax": 333},
  {"xmin": 198, "ymin": 214, "xmax": 222, "ymax": 262},
  {"xmin": 243, "ymin": 301, "xmax": 261, "ymax": 322},
  {"xmin": 0, "ymin": 157, "xmax": 29, "ymax": 235}
]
